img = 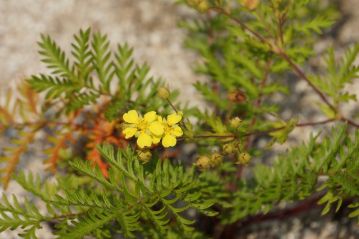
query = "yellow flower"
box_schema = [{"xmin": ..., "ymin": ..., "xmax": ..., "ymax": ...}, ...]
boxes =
[
  {"xmin": 122, "ymin": 110, "xmax": 184, "ymax": 149},
  {"xmin": 122, "ymin": 110, "xmax": 164, "ymax": 148},
  {"xmin": 155, "ymin": 112, "xmax": 183, "ymax": 148}
]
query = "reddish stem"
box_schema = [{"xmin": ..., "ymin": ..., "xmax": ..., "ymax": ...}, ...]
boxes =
[
  {"xmin": 296, "ymin": 118, "xmax": 336, "ymax": 127},
  {"xmin": 220, "ymin": 194, "xmax": 324, "ymax": 239},
  {"xmin": 209, "ymin": 7, "xmax": 267, "ymax": 44},
  {"xmin": 341, "ymin": 117, "xmax": 359, "ymax": 128},
  {"xmin": 277, "ymin": 50, "xmax": 337, "ymax": 113}
]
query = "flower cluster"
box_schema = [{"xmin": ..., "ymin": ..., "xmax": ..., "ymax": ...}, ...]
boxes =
[{"xmin": 122, "ymin": 110, "xmax": 183, "ymax": 148}]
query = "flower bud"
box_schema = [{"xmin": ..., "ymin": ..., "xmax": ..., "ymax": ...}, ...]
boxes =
[
  {"xmin": 157, "ymin": 87, "xmax": 170, "ymax": 99},
  {"xmin": 197, "ymin": 0, "xmax": 209, "ymax": 12},
  {"xmin": 137, "ymin": 150, "xmax": 152, "ymax": 163},
  {"xmin": 210, "ymin": 152, "xmax": 223, "ymax": 167},
  {"xmin": 230, "ymin": 117, "xmax": 242, "ymax": 128},
  {"xmin": 222, "ymin": 143, "xmax": 236, "ymax": 155},
  {"xmin": 240, "ymin": 0, "xmax": 260, "ymax": 10},
  {"xmin": 187, "ymin": 0, "xmax": 209, "ymax": 13},
  {"xmin": 227, "ymin": 90, "xmax": 247, "ymax": 103},
  {"xmin": 195, "ymin": 155, "xmax": 211, "ymax": 170},
  {"xmin": 236, "ymin": 152, "xmax": 251, "ymax": 165}
]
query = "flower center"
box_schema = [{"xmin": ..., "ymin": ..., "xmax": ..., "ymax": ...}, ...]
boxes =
[
  {"xmin": 164, "ymin": 124, "xmax": 172, "ymax": 134},
  {"xmin": 138, "ymin": 119, "xmax": 148, "ymax": 132}
]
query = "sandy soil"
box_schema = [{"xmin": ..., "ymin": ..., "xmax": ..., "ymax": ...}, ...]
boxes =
[{"xmin": 0, "ymin": 0, "xmax": 203, "ymax": 105}]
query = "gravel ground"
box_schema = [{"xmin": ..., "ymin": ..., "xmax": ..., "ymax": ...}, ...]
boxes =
[
  {"xmin": 1, "ymin": 0, "xmax": 359, "ymax": 238},
  {"xmin": 0, "ymin": 0, "xmax": 203, "ymax": 105}
]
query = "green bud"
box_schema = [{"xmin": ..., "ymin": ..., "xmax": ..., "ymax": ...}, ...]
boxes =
[
  {"xmin": 240, "ymin": 0, "xmax": 260, "ymax": 10},
  {"xmin": 222, "ymin": 143, "xmax": 235, "ymax": 155},
  {"xmin": 230, "ymin": 117, "xmax": 242, "ymax": 128},
  {"xmin": 187, "ymin": 0, "xmax": 209, "ymax": 13},
  {"xmin": 157, "ymin": 87, "xmax": 170, "ymax": 99},
  {"xmin": 197, "ymin": 1, "xmax": 209, "ymax": 12},
  {"xmin": 137, "ymin": 150, "xmax": 152, "ymax": 163},
  {"xmin": 210, "ymin": 152, "xmax": 223, "ymax": 167},
  {"xmin": 195, "ymin": 155, "xmax": 211, "ymax": 170},
  {"xmin": 236, "ymin": 152, "xmax": 251, "ymax": 165}
]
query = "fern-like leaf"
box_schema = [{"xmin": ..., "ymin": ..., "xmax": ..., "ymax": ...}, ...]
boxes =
[
  {"xmin": 38, "ymin": 34, "xmax": 75, "ymax": 80},
  {"xmin": 92, "ymin": 32, "xmax": 114, "ymax": 93},
  {"xmin": 72, "ymin": 28, "xmax": 93, "ymax": 84}
]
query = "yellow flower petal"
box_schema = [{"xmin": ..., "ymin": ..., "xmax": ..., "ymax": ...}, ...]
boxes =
[
  {"xmin": 137, "ymin": 133, "xmax": 152, "ymax": 148},
  {"xmin": 152, "ymin": 136, "xmax": 161, "ymax": 144},
  {"xmin": 167, "ymin": 112, "xmax": 183, "ymax": 125},
  {"xmin": 149, "ymin": 121, "xmax": 164, "ymax": 136},
  {"xmin": 144, "ymin": 111, "xmax": 157, "ymax": 122},
  {"xmin": 123, "ymin": 127, "xmax": 137, "ymax": 139},
  {"xmin": 171, "ymin": 125, "xmax": 183, "ymax": 137},
  {"xmin": 123, "ymin": 110, "xmax": 139, "ymax": 124},
  {"xmin": 162, "ymin": 134, "xmax": 177, "ymax": 148}
]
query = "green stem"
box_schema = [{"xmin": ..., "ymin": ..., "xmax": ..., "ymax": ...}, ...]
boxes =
[
  {"xmin": 166, "ymin": 98, "xmax": 178, "ymax": 113},
  {"xmin": 184, "ymin": 118, "xmax": 337, "ymax": 141}
]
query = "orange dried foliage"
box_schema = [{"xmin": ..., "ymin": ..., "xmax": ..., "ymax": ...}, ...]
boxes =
[
  {"xmin": 0, "ymin": 106, "xmax": 14, "ymax": 124},
  {"xmin": 87, "ymin": 148, "xmax": 109, "ymax": 178},
  {"xmin": 19, "ymin": 83, "xmax": 38, "ymax": 115},
  {"xmin": 86, "ymin": 116, "xmax": 128, "ymax": 178},
  {"xmin": 1, "ymin": 86, "xmax": 127, "ymax": 183},
  {"xmin": 46, "ymin": 131, "xmax": 73, "ymax": 173},
  {"xmin": 2, "ymin": 130, "xmax": 37, "ymax": 189}
]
